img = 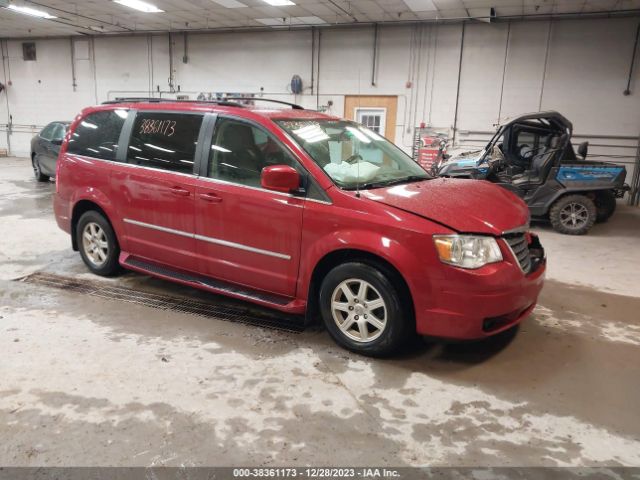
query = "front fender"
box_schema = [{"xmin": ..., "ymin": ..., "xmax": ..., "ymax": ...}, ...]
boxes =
[{"xmin": 298, "ymin": 228, "xmax": 436, "ymax": 309}]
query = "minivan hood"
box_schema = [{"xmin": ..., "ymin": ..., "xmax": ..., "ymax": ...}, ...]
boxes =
[{"xmin": 361, "ymin": 178, "xmax": 529, "ymax": 235}]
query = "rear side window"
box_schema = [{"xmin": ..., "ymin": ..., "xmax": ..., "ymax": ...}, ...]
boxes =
[
  {"xmin": 68, "ymin": 110, "xmax": 128, "ymax": 161},
  {"xmin": 127, "ymin": 112, "xmax": 203, "ymax": 174}
]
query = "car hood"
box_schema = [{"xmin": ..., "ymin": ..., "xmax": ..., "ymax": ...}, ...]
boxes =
[{"xmin": 361, "ymin": 178, "xmax": 529, "ymax": 235}]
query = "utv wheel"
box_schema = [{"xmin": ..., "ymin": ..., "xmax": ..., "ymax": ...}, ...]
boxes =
[
  {"xmin": 319, "ymin": 262, "xmax": 412, "ymax": 357},
  {"xmin": 549, "ymin": 194, "xmax": 596, "ymax": 235},
  {"xmin": 76, "ymin": 211, "xmax": 121, "ymax": 276},
  {"xmin": 32, "ymin": 154, "xmax": 49, "ymax": 182},
  {"xmin": 595, "ymin": 190, "xmax": 617, "ymax": 223}
]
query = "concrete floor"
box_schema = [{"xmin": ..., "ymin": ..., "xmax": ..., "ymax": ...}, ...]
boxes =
[{"xmin": 1, "ymin": 156, "xmax": 639, "ymax": 467}]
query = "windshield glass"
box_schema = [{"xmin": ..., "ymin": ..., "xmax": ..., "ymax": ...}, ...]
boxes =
[{"xmin": 276, "ymin": 119, "xmax": 430, "ymax": 190}]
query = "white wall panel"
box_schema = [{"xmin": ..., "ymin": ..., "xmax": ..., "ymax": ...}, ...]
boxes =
[
  {"xmin": 94, "ymin": 36, "xmax": 152, "ymax": 101},
  {"xmin": 499, "ymin": 21, "xmax": 550, "ymax": 121},
  {"xmin": 456, "ymin": 22, "xmax": 510, "ymax": 132},
  {"xmin": 541, "ymin": 18, "xmax": 640, "ymax": 136},
  {"xmin": 0, "ymin": 18, "xmax": 638, "ymax": 165},
  {"xmin": 426, "ymin": 24, "xmax": 464, "ymax": 131}
]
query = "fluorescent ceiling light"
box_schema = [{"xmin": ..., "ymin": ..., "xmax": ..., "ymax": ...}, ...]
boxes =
[
  {"xmin": 114, "ymin": 0, "xmax": 164, "ymax": 13},
  {"xmin": 7, "ymin": 4, "xmax": 57, "ymax": 19},
  {"xmin": 211, "ymin": 0, "xmax": 247, "ymax": 7},
  {"xmin": 262, "ymin": 0, "xmax": 295, "ymax": 6},
  {"xmin": 403, "ymin": 0, "xmax": 436, "ymax": 12}
]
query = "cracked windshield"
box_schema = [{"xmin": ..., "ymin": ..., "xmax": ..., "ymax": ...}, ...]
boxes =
[{"xmin": 277, "ymin": 119, "xmax": 430, "ymax": 190}]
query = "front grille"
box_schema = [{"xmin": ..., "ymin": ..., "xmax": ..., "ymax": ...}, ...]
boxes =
[{"xmin": 503, "ymin": 233, "xmax": 532, "ymax": 274}]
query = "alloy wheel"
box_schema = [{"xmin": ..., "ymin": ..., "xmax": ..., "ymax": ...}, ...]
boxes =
[
  {"xmin": 82, "ymin": 222, "xmax": 109, "ymax": 267},
  {"xmin": 331, "ymin": 278, "xmax": 387, "ymax": 343},
  {"xmin": 559, "ymin": 202, "xmax": 589, "ymax": 230}
]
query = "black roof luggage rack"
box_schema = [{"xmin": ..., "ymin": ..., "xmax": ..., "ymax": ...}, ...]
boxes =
[
  {"xmin": 102, "ymin": 96, "xmax": 304, "ymax": 110},
  {"xmin": 224, "ymin": 97, "xmax": 304, "ymax": 110},
  {"xmin": 102, "ymin": 97, "xmax": 241, "ymax": 107}
]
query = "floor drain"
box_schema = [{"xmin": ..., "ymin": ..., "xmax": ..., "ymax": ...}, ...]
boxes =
[{"xmin": 18, "ymin": 272, "xmax": 305, "ymax": 333}]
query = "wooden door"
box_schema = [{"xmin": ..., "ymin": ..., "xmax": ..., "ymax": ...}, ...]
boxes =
[{"xmin": 344, "ymin": 96, "xmax": 398, "ymax": 142}]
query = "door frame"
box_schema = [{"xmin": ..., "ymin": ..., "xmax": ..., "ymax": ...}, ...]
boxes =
[{"xmin": 344, "ymin": 95, "xmax": 398, "ymax": 142}]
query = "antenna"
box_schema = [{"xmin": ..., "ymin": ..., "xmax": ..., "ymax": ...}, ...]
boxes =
[{"xmin": 355, "ymin": 69, "xmax": 361, "ymax": 198}]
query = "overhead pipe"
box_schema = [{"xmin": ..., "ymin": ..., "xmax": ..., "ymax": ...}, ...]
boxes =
[
  {"xmin": 496, "ymin": 22, "xmax": 511, "ymax": 124},
  {"xmin": 69, "ymin": 37, "xmax": 77, "ymax": 92},
  {"xmin": 451, "ymin": 22, "xmax": 466, "ymax": 147},
  {"xmin": 623, "ymin": 21, "xmax": 640, "ymax": 95},
  {"xmin": 168, "ymin": 32, "xmax": 175, "ymax": 93},
  {"xmin": 538, "ymin": 20, "xmax": 553, "ymax": 111},
  {"xmin": 1, "ymin": 40, "xmax": 11, "ymax": 154},
  {"xmin": 310, "ymin": 27, "xmax": 315, "ymax": 95},
  {"xmin": 316, "ymin": 29, "xmax": 322, "ymax": 110},
  {"xmin": 371, "ymin": 23, "xmax": 379, "ymax": 86}
]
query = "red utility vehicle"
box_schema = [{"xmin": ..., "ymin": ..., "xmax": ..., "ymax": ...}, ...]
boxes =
[{"xmin": 54, "ymin": 98, "xmax": 546, "ymax": 356}]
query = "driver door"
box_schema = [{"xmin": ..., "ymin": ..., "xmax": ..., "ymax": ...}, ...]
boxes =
[
  {"xmin": 194, "ymin": 117, "xmax": 304, "ymax": 297},
  {"xmin": 42, "ymin": 123, "xmax": 66, "ymax": 175}
]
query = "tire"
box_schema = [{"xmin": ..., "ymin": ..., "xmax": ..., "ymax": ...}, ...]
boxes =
[
  {"xmin": 595, "ymin": 190, "xmax": 617, "ymax": 223},
  {"xmin": 549, "ymin": 194, "xmax": 596, "ymax": 235},
  {"xmin": 32, "ymin": 154, "xmax": 49, "ymax": 182},
  {"xmin": 319, "ymin": 262, "xmax": 412, "ymax": 357},
  {"xmin": 76, "ymin": 211, "xmax": 121, "ymax": 276}
]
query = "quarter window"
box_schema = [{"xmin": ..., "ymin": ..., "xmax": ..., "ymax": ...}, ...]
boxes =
[
  {"xmin": 127, "ymin": 112, "xmax": 203, "ymax": 174},
  {"xmin": 67, "ymin": 110, "xmax": 128, "ymax": 161}
]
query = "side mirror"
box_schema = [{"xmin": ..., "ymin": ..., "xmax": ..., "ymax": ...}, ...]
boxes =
[
  {"xmin": 577, "ymin": 141, "xmax": 588, "ymax": 159},
  {"xmin": 51, "ymin": 138, "xmax": 63, "ymax": 146},
  {"xmin": 261, "ymin": 165, "xmax": 300, "ymax": 193}
]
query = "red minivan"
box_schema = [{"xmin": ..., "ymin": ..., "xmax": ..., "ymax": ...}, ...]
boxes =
[{"xmin": 54, "ymin": 98, "xmax": 545, "ymax": 356}]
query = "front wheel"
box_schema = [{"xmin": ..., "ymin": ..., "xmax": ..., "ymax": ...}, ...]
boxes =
[
  {"xmin": 319, "ymin": 262, "xmax": 412, "ymax": 357},
  {"xmin": 549, "ymin": 194, "xmax": 596, "ymax": 235},
  {"xmin": 76, "ymin": 211, "xmax": 121, "ymax": 276},
  {"xmin": 32, "ymin": 154, "xmax": 49, "ymax": 182}
]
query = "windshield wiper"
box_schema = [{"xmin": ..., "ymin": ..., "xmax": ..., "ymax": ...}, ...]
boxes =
[{"xmin": 350, "ymin": 175, "xmax": 430, "ymax": 190}]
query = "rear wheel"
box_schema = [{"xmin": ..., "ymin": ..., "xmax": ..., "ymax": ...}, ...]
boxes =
[
  {"xmin": 595, "ymin": 190, "xmax": 617, "ymax": 223},
  {"xmin": 549, "ymin": 194, "xmax": 596, "ymax": 235},
  {"xmin": 76, "ymin": 211, "xmax": 121, "ymax": 276},
  {"xmin": 319, "ymin": 262, "xmax": 412, "ymax": 357},
  {"xmin": 32, "ymin": 154, "xmax": 49, "ymax": 182}
]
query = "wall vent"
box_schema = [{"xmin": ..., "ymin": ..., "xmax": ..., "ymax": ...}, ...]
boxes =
[{"xmin": 22, "ymin": 42, "xmax": 36, "ymax": 61}]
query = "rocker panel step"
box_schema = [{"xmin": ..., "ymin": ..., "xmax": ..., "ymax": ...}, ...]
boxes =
[{"xmin": 124, "ymin": 256, "xmax": 292, "ymax": 307}]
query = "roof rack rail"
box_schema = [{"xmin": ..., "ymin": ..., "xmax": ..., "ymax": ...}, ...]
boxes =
[
  {"xmin": 101, "ymin": 96, "xmax": 304, "ymax": 109},
  {"xmin": 102, "ymin": 97, "xmax": 242, "ymax": 107},
  {"xmin": 222, "ymin": 97, "xmax": 304, "ymax": 110}
]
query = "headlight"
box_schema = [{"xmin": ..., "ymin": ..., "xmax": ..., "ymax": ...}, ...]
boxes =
[{"xmin": 433, "ymin": 235, "xmax": 503, "ymax": 269}]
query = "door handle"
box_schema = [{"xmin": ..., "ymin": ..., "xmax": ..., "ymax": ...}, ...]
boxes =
[
  {"xmin": 169, "ymin": 187, "xmax": 191, "ymax": 197},
  {"xmin": 199, "ymin": 192, "xmax": 222, "ymax": 203}
]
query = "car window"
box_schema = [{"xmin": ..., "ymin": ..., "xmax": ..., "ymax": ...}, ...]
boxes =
[
  {"xmin": 127, "ymin": 112, "xmax": 203, "ymax": 174},
  {"xmin": 40, "ymin": 123, "xmax": 56, "ymax": 141},
  {"xmin": 67, "ymin": 110, "xmax": 129, "ymax": 161},
  {"xmin": 208, "ymin": 117, "xmax": 300, "ymax": 188},
  {"xmin": 51, "ymin": 123, "xmax": 66, "ymax": 142}
]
